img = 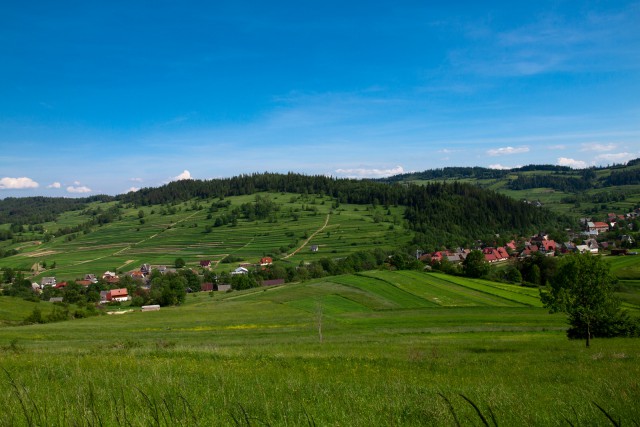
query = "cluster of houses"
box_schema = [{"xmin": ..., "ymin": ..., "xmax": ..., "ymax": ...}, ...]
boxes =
[
  {"xmin": 34, "ymin": 256, "xmax": 287, "ymax": 304},
  {"xmin": 34, "ymin": 271, "xmax": 130, "ymax": 304},
  {"xmin": 422, "ymin": 235, "xmax": 559, "ymax": 265},
  {"xmin": 583, "ymin": 209, "xmax": 639, "ymax": 236},
  {"xmin": 421, "ymin": 224, "xmax": 637, "ymax": 266}
]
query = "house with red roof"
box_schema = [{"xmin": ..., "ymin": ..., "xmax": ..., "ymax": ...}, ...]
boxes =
[
  {"xmin": 540, "ymin": 240, "xmax": 557, "ymax": 253},
  {"xmin": 107, "ymin": 288, "xmax": 129, "ymax": 302}
]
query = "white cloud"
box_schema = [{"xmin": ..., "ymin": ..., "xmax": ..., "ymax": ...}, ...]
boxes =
[
  {"xmin": 488, "ymin": 164, "xmax": 518, "ymax": 170},
  {"xmin": 126, "ymin": 187, "xmax": 140, "ymax": 193},
  {"xmin": 0, "ymin": 176, "xmax": 39, "ymax": 190},
  {"xmin": 487, "ymin": 146, "xmax": 530, "ymax": 156},
  {"xmin": 557, "ymin": 157, "xmax": 587, "ymax": 169},
  {"xmin": 548, "ymin": 144, "xmax": 566, "ymax": 150},
  {"xmin": 47, "ymin": 182, "xmax": 61, "ymax": 189},
  {"xmin": 595, "ymin": 152, "xmax": 635, "ymax": 163},
  {"xmin": 581, "ymin": 142, "xmax": 616, "ymax": 152},
  {"xmin": 73, "ymin": 180, "xmax": 81, "ymax": 185},
  {"xmin": 172, "ymin": 170, "xmax": 192, "ymax": 181},
  {"xmin": 334, "ymin": 165, "xmax": 405, "ymax": 178},
  {"xmin": 67, "ymin": 185, "xmax": 92, "ymax": 194}
]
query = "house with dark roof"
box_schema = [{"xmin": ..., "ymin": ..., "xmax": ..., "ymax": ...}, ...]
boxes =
[{"xmin": 40, "ymin": 277, "xmax": 56, "ymax": 287}]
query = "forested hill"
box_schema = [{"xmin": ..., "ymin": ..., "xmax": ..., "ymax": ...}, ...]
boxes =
[
  {"xmin": 379, "ymin": 164, "xmax": 574, "ymax": 182},
  {"xmin": 378, "ymin": 160, "xmax": 640, "ymax": 187},
  {"xmin": 0, "ymin": 173, "xmax": 568, "ymax": 248}
]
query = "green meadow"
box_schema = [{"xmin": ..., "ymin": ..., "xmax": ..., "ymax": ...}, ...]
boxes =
[{"xmin": 2, "ymin": 270, "xmax": 639, "ymax": 426}]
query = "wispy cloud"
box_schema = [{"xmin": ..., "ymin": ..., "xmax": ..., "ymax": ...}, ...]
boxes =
[
  {"xmin": 334, "ymin": 165, "xmax": 405, "ymax": 178},
  {"xmin": 451, "ymin": 3, "xmax": 640, "ymax": 77},
  {"xmin": 129, "ymin": 177, "xmax": 143, "ymax": 182},
  {"xmin": 0, "ymin": 176, "xmax": 39, "ymax": 190},
  {"xmin": 47, "ymin": 182, "xmax": 61, "ymax": 189},
  {"xmin": 487, "ymin": 146, "xmax": 529, "ymax": 156},
  {"xmin": 557, "ymin": 157, "xmax": 587, "ymax": 169},
  {"xmin": 581, "ymin": 142, "xmax": 616, "ymax": 152},
  {"xmin": 595, "ymin": 152, "xmax": 635, "ymax": 163}
]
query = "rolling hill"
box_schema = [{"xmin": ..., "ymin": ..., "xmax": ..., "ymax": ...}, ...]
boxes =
[{"xmin": 0, "ymin": 172, "xmax": 569, "ymax": 281}]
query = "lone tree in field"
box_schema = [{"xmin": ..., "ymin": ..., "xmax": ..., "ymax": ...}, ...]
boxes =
[
  {"xmin": 540, "ymin": 253, "xmax": 632, "ymax": 347},
  {"xmin": 462, "ymin": 250, "xmax": 490, "ymax": 278}
]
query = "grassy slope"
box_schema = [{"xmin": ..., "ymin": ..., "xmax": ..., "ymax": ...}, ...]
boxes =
[
  {"xmin": 1, "ymin": 270, "xmax": 639, "ymax": 425},
  {"xmin": 0, "ymin": 192, "xmax": 409, "ymax": 281}
]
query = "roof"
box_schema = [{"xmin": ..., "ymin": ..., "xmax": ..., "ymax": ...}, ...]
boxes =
[{"xmin": 109, "ymin": 288, "xmax": 128, "ymax": 297}]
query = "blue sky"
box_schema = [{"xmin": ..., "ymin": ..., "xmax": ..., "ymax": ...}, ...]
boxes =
[{"xmin": 1, "ymin": 1, "xmax": 639, "ymax": 197}]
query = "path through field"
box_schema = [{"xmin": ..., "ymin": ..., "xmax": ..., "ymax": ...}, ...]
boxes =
[{"xmin": 283, "ymin": 213, "xmax": 330, "ymax": 259}]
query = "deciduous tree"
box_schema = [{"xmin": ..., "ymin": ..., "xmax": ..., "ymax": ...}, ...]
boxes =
[{"xmin": 540, "ymin": 253, "xmax": 636, "ymax": 347}]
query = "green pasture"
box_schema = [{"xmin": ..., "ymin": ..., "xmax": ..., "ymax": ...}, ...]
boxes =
[
  {"xmin": 606, "ymin": 254, "xmax": 640, "ymax": 280},
  {"xmin": 2, "ymin": 270, "xmax": 639, "ymax": 425}
]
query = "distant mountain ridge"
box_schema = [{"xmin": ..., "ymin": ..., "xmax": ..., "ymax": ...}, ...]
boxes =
[{"xmin": 377, "ymin": 159, "xmax": 640, "ymax": 186}]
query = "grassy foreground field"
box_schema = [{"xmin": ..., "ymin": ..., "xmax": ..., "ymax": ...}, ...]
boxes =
[{"xmin": 1, "ymin": 271, "xmax": 640, "ymax": 426}]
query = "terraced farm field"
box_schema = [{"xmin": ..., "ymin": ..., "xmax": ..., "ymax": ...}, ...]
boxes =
[{"xmin": 0, "ymin": 192, "xmax": 410, "ymax": 281}]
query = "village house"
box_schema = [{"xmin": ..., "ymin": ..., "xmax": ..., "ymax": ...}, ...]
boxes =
[
  {"xmin": 232, "ymin": 267, "xmax": 249, "ymax": 275},
  {"xmin": 260, "ymin": 257, "xmax": 273, "ymax": 266},
  {"xmin": 84, "ymin": 274, "xmax": 98, "ymax": 284},
  {"xmin": 201, "ymin": 282, "xmax": 214, "ymax": 292},
  {"xmin": 217, "ymin": 283, "xmax": 231, "ymax": 292},
  {"xmin": 107, "ymin": 288, "xmax": 130, "ymax": 302},
  {"xmin": 40, "ymin": 277, "xmax": 56, "ymax": 287},
  {"xmin": 583, "ymin": 238, "xmax": 600, "ymax": 253},
  {"xmin": 102, "ymin": 271, "xmax": 117, "ymax": 280},
  {"xmin": 587, "ymin": 221, "xmax": 609, "ymax": 235},
  {"xmin": 199, "ymin": 260, "xmax": 212, "ymax": 268},
  {"xmin": 140, "ymin": 264, "xmax": 151, "ymax": 275},
  {"xmin": 129, "ymin": 270, "xmax": 145, "ymax": 280}
]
